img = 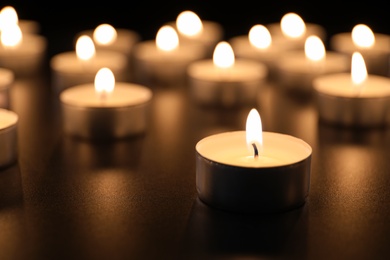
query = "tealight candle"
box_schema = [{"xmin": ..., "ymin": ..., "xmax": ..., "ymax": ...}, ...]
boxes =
[
  {"xmin": 0, "ymin": 108, "xmax": 18, "ymax": 168},
  {"xmin": 266, "ymin": 12, "xmax": 326, "ymax": 51},
  {"xmin": 132, "ymin": 24, "xmax": 206, "ymax": 86},
  {"xmin": 0, "ymin": 22, "xmax": 46, "ymax": 77},
  {"xmin": 313, "ymin": 52, "xmax": 390, "ymax": 127},
  {"xmin": 230, "ymin": 24, "xmax": 294, "ymax": 79},
  {"xmin": 187, "ymin": 41, "xmax": 268, "ymax": 107},
  {"xmin": 196, "ymin": 108, "xmax": 312, "ymax": 213},
  {"xmin": 60, "ymin": 67, "xmax": 153, "ymax": 139},
  {"xmin": 75, "ymin": 23, "xmax": 140, "ymax": 80},
  {"xmin": 167, "ymin": 10, "xmax": 223, "ymax": 57},
  {"xmin": 0, "ymin": 68, "xmax": 13, "ymax": 108},
  {"xmin": 50, "ymin": 35, "xmax": 128, "ymax": 93},
  {"xmin": 0, "ymin": 5, "xmax": 40, "ymax": 34},
  {"xmin": 275, "ymin": 35, "xmax": 350, "ymax": 93},
  {"xmin": 330, "ymin": 24, "xmax": 390, "ymax": 76}
]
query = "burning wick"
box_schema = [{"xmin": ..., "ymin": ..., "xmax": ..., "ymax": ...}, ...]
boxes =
[{"xmin": 252, "ymin": 143, "xmax": 259, "ymax": 158}]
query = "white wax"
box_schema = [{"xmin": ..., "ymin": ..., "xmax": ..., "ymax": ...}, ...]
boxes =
[
  {"xmin": 276, "ymin": 50, "xmax": 350, "ymax": 76},
  {"xmin": 60, "ymin": 83, "xmax": 152, "ymax": 108},
  {"xmin": 75, "ymin": 28, "xmax": 141, "ymax": 57},
  {"xmin": 187, "ymin": 59, "xmax": 268, "ymax": 82},
  {"xmin": 313, "ymin": 73, "xmax": 390, "ymax": 98},
  {"xmin": 196, "ymin": 131, "xmax": 312, "ymax": 168},
  {"xmin": 0, "ymin": 108, "xmax": 18, "ymax": 129},
  {"xmin": 266, "ymin": 22, "xmax": 326, "ymax": 50},
  {"xmin": 50, "ymin": 50, "xmax": 127, "ymax": 75}
]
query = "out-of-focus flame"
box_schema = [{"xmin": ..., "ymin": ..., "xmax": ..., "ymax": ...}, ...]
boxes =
[
  {"xmin": 249, "ymin": 24, "xmax": 272, "ymax": 49},
  {"xmin": 93, "ymin": 24, "xmax": 117, "ymax": 45},
  {"xmin": 352, "ymin": 24, "xmax": 375, "ymax": 48},
  {"xmin": 305, "ymin": 35, "xmax": 326, "ymax": 61},
  {"xmin": 351, "ymin": 52, "xmax": 367, "ymax": 85},
  {"xmin": 156, "ymin": 25, "xmax": 179, "ymax": 51},
  {"xmin": 176, "ymin": 10, "xmax": 203, "ymax": 37},
  {"xmin": 76, "ymin": 35, "xmax": 96, "ymax": 60},
  {"xmin": 213, "ymin": 41, "xmax": 235, "ymax": 68},
  {"xmin": 281, "ymin": 12, "xmax": 306, "ymax": 38}
]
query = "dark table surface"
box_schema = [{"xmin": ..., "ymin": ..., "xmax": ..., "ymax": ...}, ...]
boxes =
[
  {"xmin": 2, "ymin": 59, "xmax": 390, "ymax": 260},
  {"xmin": 2, "ymin": 3, "xmax": 390, "ymax": 259}
]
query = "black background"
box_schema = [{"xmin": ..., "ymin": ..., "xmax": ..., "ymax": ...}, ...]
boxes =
[{"xmin": 5, "ymin": 0, "xmax": 390, "ymax": 57}]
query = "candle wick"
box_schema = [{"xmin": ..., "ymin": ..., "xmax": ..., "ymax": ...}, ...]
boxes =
[{"xmin": 252, "ymin": 143, "xmax": 259, "ymax": 158}]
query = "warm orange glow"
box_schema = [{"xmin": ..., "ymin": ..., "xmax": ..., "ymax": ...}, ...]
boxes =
[
  {"xmin": 93, "ymin": 24, "xmax": 117, "ymax": 45},
  {"xmin": 248, "ymin": 24, "xmax": 272, "ymax": 49},
  {"xmin": 176, "ymin": 10, "xmax": 203, "ymax": 37},
  {"xmin": 76, "ymin": 35, "xmax": 96, "ymax": 60},
  {"xmin": 0, "ymin": 23, "xmax": 22, "ymax": 48},
  {"xmin": 213, "ymin": 41, "xmax": 235, "ymax": 68},
  {"xmin": 281, "ymin": 12, "xmax": 306, "ymax": 38},
  {"xmin": 95, "ymin": 67, "xmax": 115, "ymax": 97},
  {"xmin": 352, "ymin": 24, "xmax": 375, "ymax": 48},
  {"xmin": 305, "ymin": 35, "xmax": 326, "ymax": 61},
  {"xmin": 156, "ymin": 25, "xmax": 179, "ymax": 51},
  {"xmin": 351, "ymin": 52, "xmax": 367, "ymax": 85},
  {"xmin": 246, "ymin": 108, "xmax": 263, "ymax": 156}
]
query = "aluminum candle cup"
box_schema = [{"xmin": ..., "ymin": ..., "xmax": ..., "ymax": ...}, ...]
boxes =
[
  {"xmin": 0, "ymin": 68, "xmax": 14, "ymax": 108},
  {"xmin": 196, "ymin": 131, "xmax": 312, "ymax": 213},
  {"xmin": 60, "ymin": 83, "xmax": 153, "ymax": 139},
  {"xmin": 187, "ymin": 59, "xmax": 268, "ymax": 107},
  {"xmin": 275, "ymin": 50, "xmax": 350, "ymax": 92},
  {"xmin": 266, "ymin": 22, "xmax": 326, "ymax": 51},
  {"xmin": 0, "ymin": 34, "xmax": 47, "ymax": 77},
  {"xmin": 132, "ymin": 40, "xmax": 206, "ymax": 86},
  {"xmin": 313, "ymin": 73, "xmax": 390, "ymax": 127},
  {"xmin": 0, "ymin": 108, "xmax": 18, "ymax": 168},
  {"xmin": 330, "ymin": 32, "xmax": 390, "ymax": 76},
  {"xmin": 167, "ymin": 20, "xmax": 223, "ymax": 57},
  {"xmin": 50, "ymin": 50, "xmax": 128, "ymax": 93}
]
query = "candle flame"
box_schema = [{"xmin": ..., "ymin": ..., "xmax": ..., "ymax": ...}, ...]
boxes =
[
  {"xmin": 213, "ymin": 41, "xmax": 235, "ymax": 68},
  {"xmin": 246, "ymin": 108, "xmax": 263, "ymax": 157},
  {"xmin": 351, "ymin": 52, "xmax": 367, "ymax": 85},
  {"xmin": 156, "ymin": 25, "xmax": 179, "ymax": 51},
  {"xmin": 305, "ymin": 35, "xmax": 326, "ymax": 61},
  {"xmin": 281, "ymin": 12, "xmax": 306, "ymax": 38},
  {"xmin": 176, "ymin": 10, "xmax": 203, "ymax": 37},
  {"xmin": 76, "ymin": 35, "xmax": 96, "ymax": 60},
  {"xmin": 0, "ymin": 6, "xmax": 18, "ymax": 32},
  {"xmin": 93, "ymin": 23, "xmax": 117, "ymax": 45},
  {"xmin": 0, "ymin": 23, "xmax": 22, "ymax": 47},
  {"xmin": 95, "ymin": 67, "xmax": 115, "ymax": 96},
  {"xmin": 352, "ymin": 24, "xmax": 375, "ymax": 48},
  {"xmin": 248, "ymin": 24, "xmax": 272, "ymax": 49}
]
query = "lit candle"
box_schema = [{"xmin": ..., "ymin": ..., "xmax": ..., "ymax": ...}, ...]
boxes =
[
  {"xmin": 0, "ymin": 68, "xmax": 13, "ymax": 108},
  {"xmin": 132, "ymin": 24, "xmax": 206, "ymax": 86},
  {"xmin": 313, "ymin": 52, "xmax": 390, "ymax": 127},
  {"xmin": 266, "ymin": 12, "xmax": 326, "ymax": 50},
  {"xmin": 0, "ymin": 5, "xmax": 40, "ymax": 34},
  {"xmin": 50, "ymin": 35, "xmax": 128, "ymax": 93},
  {"xmin": 330, "ymin": 24, "xmax": 390, "ymax": 76},
  {"xmin": 230, "ymin": 24, "xmax": 294, "ymax": 79},
  {"xmin": 0, "ymin": 108, "xmax": 18, "ymax": 168},
  {"xmin": 274, "ymin": 35, "xmax": 350, "ymax": 93},
  {"xmin": 187, "ymin": 41, "xmax": 268, "ymax": 107},
  {"xmin": 167, "ymin": 10, "xmax": 224, "ymax": 57},
  {"xmin": 75, "ymin": 23, "xmax": 140, "ymax": 65},
  {"xmin": 196, "ymin": 108, "xmax": 312, "ymax": 213},
  {"xmin": 0, "ymin": 21, "xmax": 46, "ymax": 77},
  {"xmin": 60, "ymin": 67, "xmax": 153, "ymax": 139}
]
